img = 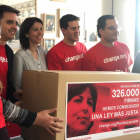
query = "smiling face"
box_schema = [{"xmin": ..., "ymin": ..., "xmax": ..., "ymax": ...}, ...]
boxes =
[
  {"xmin": 67, "ymin": 87, "xmax": 93, "ymax": 135},
  {"xmin": 100, "ymin": 19, "xmax": 119, "ymax": 42},
  {"xmin": 27, "ymin": 22, "xmax": 43, "ymax": 45},
  {"xmin": 62, "ymin": 20, "xmax": 80, "ymax": 45},
  {"xmin": 0, "ymin": 12, "xmax": 18, "ymax": 42}
]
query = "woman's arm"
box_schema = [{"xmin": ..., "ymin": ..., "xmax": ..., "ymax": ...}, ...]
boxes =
[{"xmin": 12, "ymin": 53, "xmax": 24, "ymax": 91}]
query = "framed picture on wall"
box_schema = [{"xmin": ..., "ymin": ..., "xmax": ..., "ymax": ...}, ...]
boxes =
[
  {"xmin": 43, "ymin": 38, "xmax": 55, "ymax": 53},
  {"xmin": 51, "ymin": 0, "xmax": 66, "ymax": 2},
  {"xmin": 85, "ymin": 30, "xmax": 98, "ymax": 42},
  {"xmin": 43, "ymin": 14, "xmax": 55, "ymax": 33}
]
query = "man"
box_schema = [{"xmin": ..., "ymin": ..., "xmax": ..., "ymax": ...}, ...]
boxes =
[
  {"xmin": 47, "ymin": 14, "xmax": 87, "ymax": 70},
  {"xmin": 82, "ymin": 15, "xmax": 133, "ymax": 72},
  {"xmin": 0, "ymin": 5, "xmax": 63, "ymax": 139},
  {"xmin": 0, "ymin": 5, "xmax": 21, "ymax": 103}
]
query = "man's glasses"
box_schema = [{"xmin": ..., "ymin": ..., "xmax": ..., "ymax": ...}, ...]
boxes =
[{"xmin": 106, "ymin": 26, "xmax": 122, "ymax": 31}]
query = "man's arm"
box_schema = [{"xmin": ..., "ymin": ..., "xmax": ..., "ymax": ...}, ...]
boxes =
[
  {"xmin": 47, "ymin": 49, "xmax": 62, "ymax": 70},
  {"xmin": 5, "ymin": 44, "xmax": 17, "ymax": 103},
  {"xmin": 125, "ymin": 44, "xmax": 133, "ymax": 72},
  {"xmin": 2, "ymin": 98, "xmax": 64, "ymax": 135}
]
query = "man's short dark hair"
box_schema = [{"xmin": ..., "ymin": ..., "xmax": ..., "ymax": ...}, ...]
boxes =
[
  {"xmin": 59, "ymin": 14, "xmax": 80, "ymax": 30},
  {"xmin": 0, "ymin": 5, "xmax": 20, "ymax": 20},
  {"xmin": 19, "ymin": 17, "xmax": 43, "ymax": 50},
  {"xmin": 97, "ymin": 15, "xmax": 115, "ymax": 38}
]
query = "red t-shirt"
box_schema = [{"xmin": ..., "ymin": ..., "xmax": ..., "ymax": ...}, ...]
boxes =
[
  {"xmin": 82, "ymin": 41, "xmax": 133, "ymax": 72},
  {"xmin": 0, "ymin": 45, "xmax": 8, "ymax": 99},
  {"xmin": 0, "ymin": 97, "xmax": 6, "ymax": 129},
  {"xmin": 47, "ymin": 41, "xmax": 87, "ymax": 70}
]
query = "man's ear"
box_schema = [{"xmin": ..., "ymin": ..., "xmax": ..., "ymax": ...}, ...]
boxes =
[
  {"xmin": 99, "ymin": 28, "xmax": 104, "ymax": 36},
  {"xmin": 61, "ymin": 28, "xmax": 66, "ymax": 35}
]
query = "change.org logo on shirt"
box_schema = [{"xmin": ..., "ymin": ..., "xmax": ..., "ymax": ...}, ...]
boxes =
[
  {"xmin": 65, "ymin": 54, "xmax": 84, "ymax": 62},
  {"xmin": 103, "ymin": 54, "xmax": 127, "ymax": 63},
  {"xmin": 0, "ymin": 57, "xmax": 8, "ymax": 63}
]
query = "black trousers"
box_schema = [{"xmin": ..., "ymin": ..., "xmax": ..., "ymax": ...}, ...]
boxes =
[{"xmin": 0, "ymin": 127, "xmax": 10, "ymax": 140}]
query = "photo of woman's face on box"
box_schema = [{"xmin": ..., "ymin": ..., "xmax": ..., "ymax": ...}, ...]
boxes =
[{"xmin": 67, "ymin": 84, "xmax": 97, "ymax": 138}]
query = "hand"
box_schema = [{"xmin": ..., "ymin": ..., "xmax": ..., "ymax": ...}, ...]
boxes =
[
  {"xmin": 13, "ymin": 89, "xmax": 22, "ymax": 100},
  {"xmin": 14, "ymin": 100, "xmax": 22, "ymax": 107},
  {"xmin": 33, "ymin": 108, "xmax": 64, "ymax": 135}
]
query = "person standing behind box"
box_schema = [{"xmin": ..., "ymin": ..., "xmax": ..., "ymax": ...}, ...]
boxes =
[
  {"xmin": 47, "ymin": 14, "xmax": 87, "ymax": 70},
  {"xmin": 82, "ymin": 15, "xmax": 133, "ymax": 72},
  {"xmin": 12, "ymin": 17, "xmax": 47, "ymax": 91},
  {"xmin": 0, "ymin": 5, "xmax": 63, "ymax": 139}
]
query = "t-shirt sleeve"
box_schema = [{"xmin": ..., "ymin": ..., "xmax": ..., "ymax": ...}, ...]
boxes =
[
  {"xmin": 46, "ymin": 49, "xmax": 62, "ymax": 70},
  {"xmin": 132, "ymin": 52, "xmax": 140, "ymax": 73},
  {"xmin": 82, "ymin": 55, "xmax": 97, "ymax": 71}
]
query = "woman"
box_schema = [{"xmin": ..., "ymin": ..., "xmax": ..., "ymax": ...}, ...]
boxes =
[
  {"xmin": 67, "ymin": 84, "xmax": 97, "ymax": 138},
  {"xmin": 13, "ymin": 17, "xmax": 47, "ymax": 91}
]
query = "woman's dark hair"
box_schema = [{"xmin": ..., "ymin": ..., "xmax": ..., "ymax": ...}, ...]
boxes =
[
  {"xmin": 68, "ymin": 84, "xmax": 97, "ymax": 112},
  {"xmin": 19, "ymin": 17, "xmax": 43, "ymax": 50},
  {"xmin": 97, "ymin": 15, "xmax": 115, "ymax": 38},
  {"xmin": 68, "ymin": 83, "xmax": 98, "ymax": 131}
]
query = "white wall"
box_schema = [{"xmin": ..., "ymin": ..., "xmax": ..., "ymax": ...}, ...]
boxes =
[
  {"xmin": 84, "ymin": 0, "xmax": 113, "ymax": 49},
  {"xmin": 1, "ymin": 0, "xmax": 136, "ymax": 58},
  {"xmin": 36, "ymin": 0, "xmax": 103, "ymax": 47},
  {"xmin": 100, "ymin": 0, "xmax": 112, "ymax": 15},
  {"xmin": 113, "ymin": 0, "xmax": 136, "ymax": 61}
]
